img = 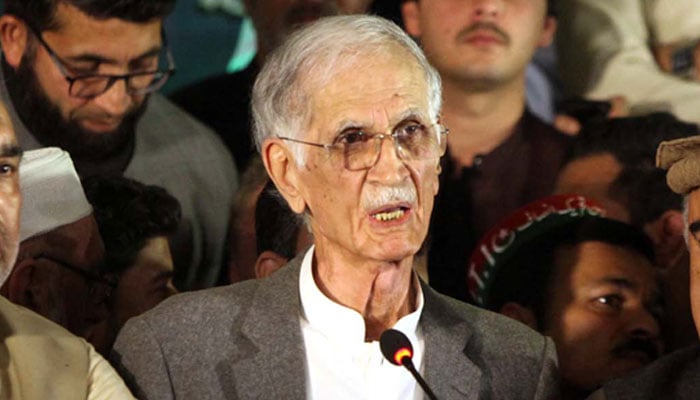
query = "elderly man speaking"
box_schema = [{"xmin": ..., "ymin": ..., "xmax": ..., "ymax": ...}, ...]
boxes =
[{"xmin": 112, "ymin": 15, "xmax": 559, "ymax": 399}]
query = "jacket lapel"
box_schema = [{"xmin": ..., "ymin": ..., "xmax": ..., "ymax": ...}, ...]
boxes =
[
  {"xmin": 230, "ymin": 255, "xmax": 308, "ymax": 399},
  {"xmin": 421, "ymin": 283, "xmax": 483, "ymax": 399}
]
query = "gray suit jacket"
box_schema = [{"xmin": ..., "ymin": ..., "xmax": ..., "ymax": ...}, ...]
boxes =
[
  {"xmin": 113, "ymin": 256, "xmax": 559, "ymax": 399},
  {"xmin": 587, "ymin": 345, "xmax": 700, "ymax": 400}
]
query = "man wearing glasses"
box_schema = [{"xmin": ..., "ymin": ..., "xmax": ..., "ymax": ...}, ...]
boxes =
[
  {"xmin": 0, "ymin": 0, "xmax": 238, "ymax": 291},
  {"xmin": 113, "ymin": 15, "xmax": 558, "ymax": 399}
]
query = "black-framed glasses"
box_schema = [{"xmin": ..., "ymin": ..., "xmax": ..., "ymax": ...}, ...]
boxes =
[
  {"xmin": 278, "ymin": 121, "xmax": 449, "ymax": 171},
  {"xmin": 35, "ymin": 253, "xmax": 117, "ymax": 305},
  {"xmin": 26, "ymin": 24, "xmax": 176, "ymax": 99}
]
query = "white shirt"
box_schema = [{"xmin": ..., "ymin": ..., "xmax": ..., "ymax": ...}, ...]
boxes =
[{"xmin": 299, "ymin": 246, "xmax": 425, "ymax": 400}]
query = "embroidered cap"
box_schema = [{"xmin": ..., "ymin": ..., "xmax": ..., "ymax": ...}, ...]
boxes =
[
  {"xmin": 467, "ymin": 194, "xmax": 606, "ymax": 307},
  {"xmin": 657, "ymin": 135, "xmax": 700, "ymax": 195}
]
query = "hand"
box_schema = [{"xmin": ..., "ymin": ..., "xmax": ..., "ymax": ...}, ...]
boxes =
[{"xmin": 553, "ymin": 95, "xmax": 629, "ymax": 136}]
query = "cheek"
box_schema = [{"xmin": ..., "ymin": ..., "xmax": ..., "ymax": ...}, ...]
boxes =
[{"xmin": 689, "ymin": 250, "xmax": 700, "ymax": 324}]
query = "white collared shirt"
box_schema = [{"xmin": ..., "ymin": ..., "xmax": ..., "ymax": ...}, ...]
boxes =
[{"xmin": 299, "ymin": 246, "xmax": 425, "ymax": 400}]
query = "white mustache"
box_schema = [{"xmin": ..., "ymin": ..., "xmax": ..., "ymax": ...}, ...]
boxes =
[{"xmin": 362, "ymin": 184, "xmax": 417, "ymax": 212}]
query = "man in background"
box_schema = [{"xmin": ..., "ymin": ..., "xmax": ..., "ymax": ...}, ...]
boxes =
[
  {"xmin": 0, "ymin": 0, "xmax": 238, "ymax": 290},
  {"xmin": 469, "ymin": 195, "xmax": 663, "ymax": 399},
  {"xmin": 587, "ymin": 135, "xmax": 700, "ymax": 398},
  {"xmin": 83, "ymin": 176, "xmax": 181, "ymax": 355},
  {"xmin": 401, "ymin": 0, "xmax": 571, "ymax": 301},
  {"xmin": 2, "ymin": 147, "xmax": 113, "ymax": 346},
  {"xmin": 0, "ymin": 101, "xmax": 133, "ymax": 397}
]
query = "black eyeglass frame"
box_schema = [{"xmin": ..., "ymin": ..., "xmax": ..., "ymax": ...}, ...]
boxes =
[
  {"xmin": 25, "ymin": 23, "xmax": 176, "ymax": 99},
  {"xmin": 278, "ymin": 122, "xmax": 449, "ymax": 171}
]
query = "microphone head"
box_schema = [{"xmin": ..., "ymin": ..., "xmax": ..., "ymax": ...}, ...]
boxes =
[{"xmin": 380, "ymin": 329, "xmax": 414, "ymax": 366}]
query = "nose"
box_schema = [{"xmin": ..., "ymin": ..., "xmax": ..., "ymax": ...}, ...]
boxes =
[
  {"xmin": 472, "ymin": 0, "xmax": 503, "ymax": 18},
  {"xmin": 368, "ymin": 135, "xmax": 410, "ymax": 184},
  {"xmin": 626, "ymin": 305, "xmax": 661, "ymax": 342},
  {"xmin": 90, "ymin": 79, "xmax": 132, "ymax": 117}
]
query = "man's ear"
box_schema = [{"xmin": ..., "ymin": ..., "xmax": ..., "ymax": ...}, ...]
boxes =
[
  {"xmin": 4, "ymin": 258, "xmax": 42, "ymax": 311},
  {"xmin": 645, "ymin": 209, "xmax": 686, "ymax": 268},
  {"xmin": 254, "ymin": 250, "xmax": 289, "ymax": 279},
  {"xmin": 499, "ymin": 302, "xmax": 538, "ymax": 329},
  {"xmin": 261, "ymin": 138, "xmax": 307, "ymax": 214},
  {"xmin": 0, "ymin": 14, "xmax": 29, "ymax": 68},
  {"xmin": 401, "ymin": 1, "xmax": 422, "ymax": 38},
  {"xmin": 538, "ymin": 15, "xmax": 557, "ymax": 48}
]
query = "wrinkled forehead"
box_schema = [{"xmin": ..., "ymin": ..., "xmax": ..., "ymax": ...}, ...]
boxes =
[{"xmin": 299, "ymin": 45, "xmax": 431, "ymax": 128}]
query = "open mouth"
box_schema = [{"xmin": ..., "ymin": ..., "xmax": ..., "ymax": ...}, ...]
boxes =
[{"xmin": 371, "ymin": 206, "xmax": 410, "ymax": 222}]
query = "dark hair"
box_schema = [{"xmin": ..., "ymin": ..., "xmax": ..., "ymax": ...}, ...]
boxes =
[
  {"xmin": 486, "ymin": 217, "xmax": 654, "ymax": 328},
  {"xmin": 569, "ymin": 112, "xmax": 700, "ymax": 168},
  {"xmin": 566, "ymin": 112, "xmax": 697, "ymax": 228},
  {"xmin": 611, "ymin": 166, "xmax": 683, "ymax": 227},
  {"xmin": 255, "ymin": 180, "xmax": 304, "ymax": 259},
  {"xmin": 82, "ymin": 175, "xmax": 181, "ymax": 274},
  {"xmin": 5, "ymin": 0, "xmax": 175, "ymax": 31}
]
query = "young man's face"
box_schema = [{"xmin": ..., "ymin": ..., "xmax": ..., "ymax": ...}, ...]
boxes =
[
  {"xmin": 685, "ymin": 189, "xmax": 700, "ymax": 333},
  {"xmin": 1, "ymin": 3, "xmax": 163, "ymax": 160},
  {"xmin": 543, "ymin": 241, "xmax": 663, "ymax": 394},
  {"xmin": 401, "ymin": 0, "xmax": 555, "ymax": 90}
]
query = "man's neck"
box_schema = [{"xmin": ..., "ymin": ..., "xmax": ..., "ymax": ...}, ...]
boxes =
[
  {"xmin": 440, "ymin": 76, "xmax": 527, "ymax": 168},
  {"xmin": 311, "ymin": 241, "xmax": 417, "ymax": 342}
]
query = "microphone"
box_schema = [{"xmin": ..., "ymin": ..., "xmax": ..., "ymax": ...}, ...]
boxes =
[{"xmin": 380, "ymin": 329, "xmax": 439, "ymax": 400}]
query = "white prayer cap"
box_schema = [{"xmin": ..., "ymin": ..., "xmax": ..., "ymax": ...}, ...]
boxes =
[{"xmin": 19, "ymin": 147, "xmax": 92, "ymax": 242}]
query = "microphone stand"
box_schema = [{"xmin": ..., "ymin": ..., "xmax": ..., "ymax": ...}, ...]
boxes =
[{"xmin": 400, "ymin": 357, "xmax": 439, "ymax": 400}]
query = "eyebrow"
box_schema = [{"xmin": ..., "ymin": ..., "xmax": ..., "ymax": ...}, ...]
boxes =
[
  {"xmin": 0, "ymin": 144, "xmax": 23, "ymax": 158},
  {"xmin": 334, "ymin": 108, "xmax": 429, "ymax": 132},
  {"xmin": 152, "ymin": 270, "xmax": 174, "ymax": 281},
  {"xmin": 597, "ymin": 277, "xmax": 638, "ymax": 291},
  {"xmin": 64, "ymin": 44, "xmax": 162, "ymax": 68}
]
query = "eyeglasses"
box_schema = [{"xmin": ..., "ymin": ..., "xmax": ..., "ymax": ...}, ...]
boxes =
[
  {"xmin": 278, "ymin": 121, "xmax": 449, "ymax": 171},
  {"xmin": 26, "ymin": 24, "xmax": 176, "ymax": 99},
  {"xmin": 35, "ymin": 253, "xmax": 118, "ymax": 305}
]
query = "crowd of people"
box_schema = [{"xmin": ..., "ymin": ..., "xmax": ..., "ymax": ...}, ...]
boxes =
[{"xmin": 0, "ymin": 0, "xmax": 699, "ymax": 399}]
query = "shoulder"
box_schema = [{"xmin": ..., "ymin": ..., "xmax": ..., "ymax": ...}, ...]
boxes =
[
  {"xmin": 118, "ymin": 261, "xmax": 301, "ymax": 343},
  {"xmin": 129, "ymin": 93, "xmax": 238, "ymax": 179},
  {"xmin": 427, "ymin": 289, "xmax": 550, "ymax": 353},
  {"xmin": 422, "ymin": 290, "xmax": 558, "ymax": 398},
  {"xmin": 0, "ymin": 298, "xmax": 126, "ymax": 397},
  {"xmin": 0, "ymin": 296, "xmax": 82, "ymax": 341},
  {"xmin": 602, "ymin": 345, "xmax": 700, "ymax": 399},
  {"xmin": 133, "ymin": 279, "xmax": 264, "ymax": 332}
]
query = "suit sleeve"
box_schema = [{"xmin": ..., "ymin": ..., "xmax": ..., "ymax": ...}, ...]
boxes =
[
  {"xmin": 111, "ymin": 316, "xmax": 175, "ymax": 400},
  {"xmin": 556, "ymin": 0, "xmax": 700, "ymax": 126},
  {"xmin": 533, "ymin": 336, "xmax": 560, "ymax": 400}
]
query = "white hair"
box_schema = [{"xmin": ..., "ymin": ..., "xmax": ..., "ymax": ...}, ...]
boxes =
[{"xmin": 251, "ymin": 14, "xmax": 442, "ymax": 163}]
